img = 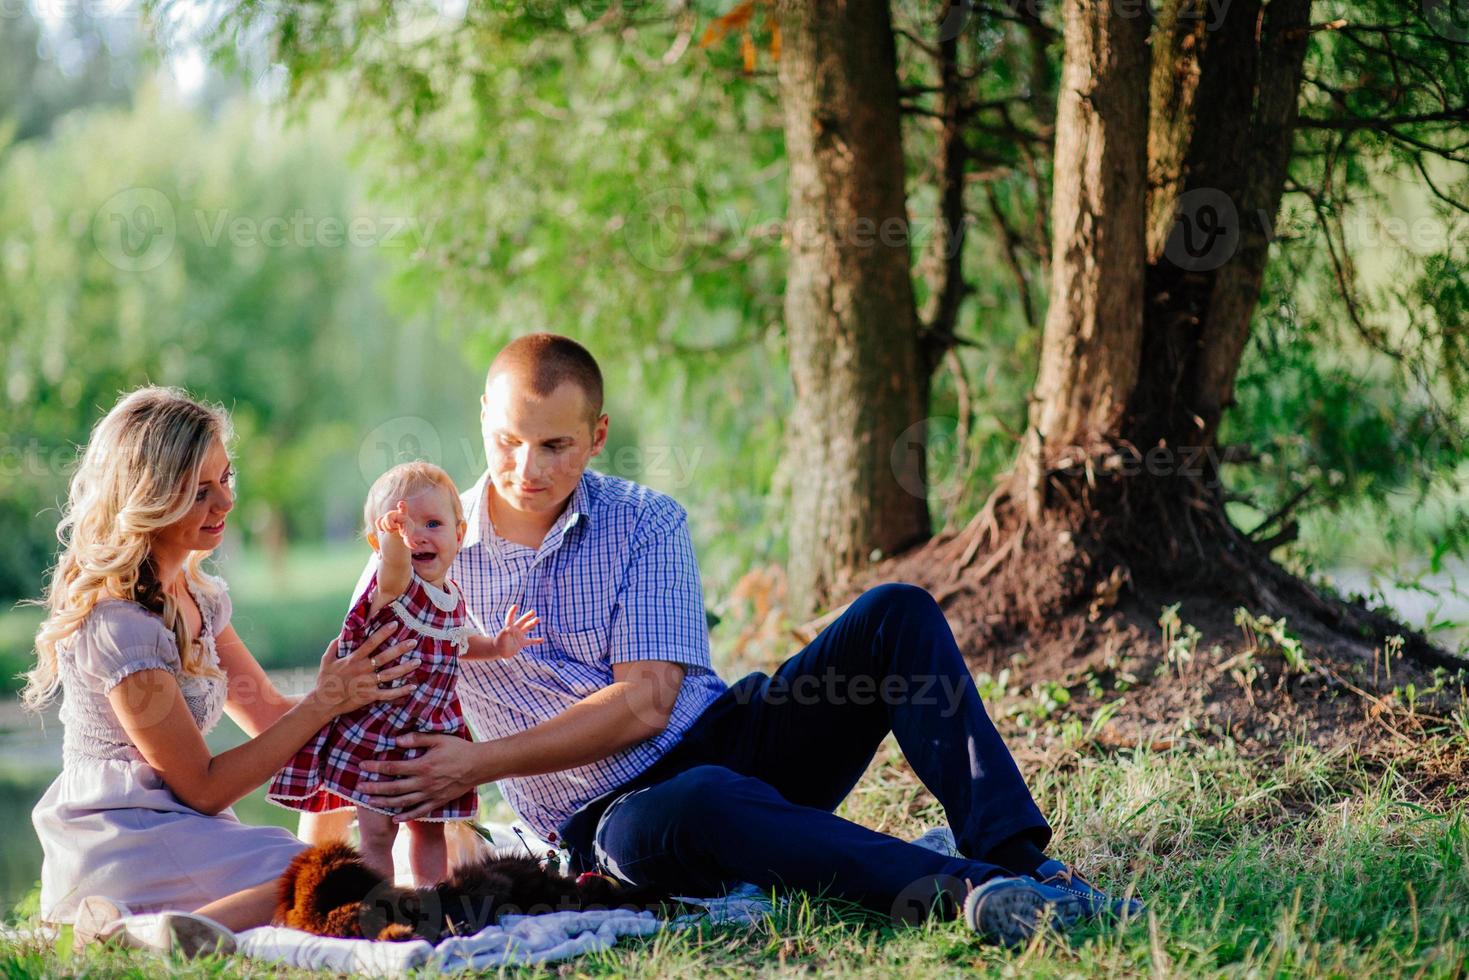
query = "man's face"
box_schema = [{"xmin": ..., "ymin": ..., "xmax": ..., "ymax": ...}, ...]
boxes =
[{"xmin": 481, "ymin": 374, "xmax": 608, "ymax": 520}]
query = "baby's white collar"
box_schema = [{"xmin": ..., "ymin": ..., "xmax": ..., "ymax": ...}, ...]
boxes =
[{"xmin": 415, "ymin": 572, "xmax": 460, "ymax": 612}]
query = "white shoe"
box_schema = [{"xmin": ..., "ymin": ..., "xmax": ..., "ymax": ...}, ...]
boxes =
[
  {"xmin": 72, "ymin": 896, "xmax": 131, "ymax": 947},
  {"xmin": 152, "ymin": 912, "xmax": 237, "ymax": 957},
  {"xmin": 72, "ymin": 897, "xmax": 236, "ymax": 958}
]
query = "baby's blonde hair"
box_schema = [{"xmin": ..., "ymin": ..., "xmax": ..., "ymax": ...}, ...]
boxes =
[
  {"xmin": 24, "ymin": 387, "xmax": 231, "ymax": 710},
  {"xmin": 363, "ymin": 461, "xmax": 464, "ymax": 544}
]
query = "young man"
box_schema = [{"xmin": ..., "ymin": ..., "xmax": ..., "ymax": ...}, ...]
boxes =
[{"xmin": 328, "ymin": 333, "xmax": 1142, "ymax": 943}]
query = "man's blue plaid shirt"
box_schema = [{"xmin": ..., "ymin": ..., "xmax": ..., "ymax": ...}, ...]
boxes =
[{"xmin": 386, "ymin": 468, "xmax": 728, "ymax": 839}]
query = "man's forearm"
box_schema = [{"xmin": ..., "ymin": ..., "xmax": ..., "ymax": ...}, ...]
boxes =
[
  {"xmin": 363, "ymin": 661, "xmax": 688, "ymax": 819},
  {"xmin": 480, "ymin": 679, "xmax": 671, "ymax": 781}
]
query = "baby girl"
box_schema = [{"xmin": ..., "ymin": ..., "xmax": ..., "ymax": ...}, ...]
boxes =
[{"xmin": 268, "ymin": 461, "xmax": 541, "ymax": 885}]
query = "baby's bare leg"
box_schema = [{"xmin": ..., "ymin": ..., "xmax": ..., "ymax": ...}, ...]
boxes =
[
  {"xmin": 356, "ymin": 807, "xmax": 398, "ymax": 881},
  {"xmin": 407, "ymin": 821, "xmax": 448, "ymax": 887},
  {"xmin": 299, "ymin": 808, "xmax": 353, "ymax": 846}
]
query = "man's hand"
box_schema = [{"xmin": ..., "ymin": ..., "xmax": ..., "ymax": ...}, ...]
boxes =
[
  {"xmin": 360, "ymin": 732, "xmax": 491, "ymax": 822},
  {"xmin": 361, "ymin": 660, "xmax": 687, "ymax": 820}
]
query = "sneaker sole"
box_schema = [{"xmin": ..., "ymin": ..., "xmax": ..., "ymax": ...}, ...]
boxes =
[
  {"xmin": 966, "ymin": 882, "xmax": 1083, "ymax": 947},
  {"xmin": 160, "ymin": 914, "xmax": 237, "ymax": 958}
]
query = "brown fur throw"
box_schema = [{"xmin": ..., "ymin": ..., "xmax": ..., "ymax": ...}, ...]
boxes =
[{"xmin": 274, "ymin": 842, "xmax": 679, "ymax": 942}]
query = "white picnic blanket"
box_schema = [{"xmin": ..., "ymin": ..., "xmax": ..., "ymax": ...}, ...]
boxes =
[
  {"xmin": 117, "ymin": 826, "xmax": 960, "ymax": 975},
  {"xmin": 235, "ymin": 907, "xmax": 669, "ymax": 973},
  {"xmin": 234, "ymin": 882, "xmax": 778, "ymax": 973},
  {"xmin": 234, "ymin": 826, "xmax": 960, "ymax": 974}
]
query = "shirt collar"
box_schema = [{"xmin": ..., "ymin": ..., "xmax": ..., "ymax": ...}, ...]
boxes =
[
  {"xmin": 460, "ymin": 470, "xmax": 493, "ymax": 552},
  {"xmin": 460, "ymin": 469, "xmax": 595, "ymax": 558},
  {"xmin": 415, "ymin": 572, "xmax": 461, "ymax": 612},
  {"xmin": 546, "ymin": 473, "xmax": 593, "ymax": 551}
]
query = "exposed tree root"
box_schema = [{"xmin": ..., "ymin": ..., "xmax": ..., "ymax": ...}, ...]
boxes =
[{"xmin": 842, "ymin": 451, "xmax": 1467, "ymax": 765}]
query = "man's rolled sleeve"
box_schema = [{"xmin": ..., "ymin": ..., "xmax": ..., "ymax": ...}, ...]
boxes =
[{"xmin": 606, "ymin": 504, "xmax": 713, "ymax": 673}]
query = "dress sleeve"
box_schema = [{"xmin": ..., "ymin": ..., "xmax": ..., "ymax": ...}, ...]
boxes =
[
  {"xmin": 337, "ymin": 571, "xmax": 406, "ymax": 658},
  {"xmin": 72, "ymin": 601, "xmax": 179, "ymax": 694},
  {"xmin": 346, "ymin": 554, "xmax": 377, "ymax": 615}
]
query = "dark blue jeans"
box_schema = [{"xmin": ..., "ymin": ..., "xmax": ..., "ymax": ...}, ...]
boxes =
[{"xmin": 558, "ymin": 583, "xmax": 1051, "ymax": 919}]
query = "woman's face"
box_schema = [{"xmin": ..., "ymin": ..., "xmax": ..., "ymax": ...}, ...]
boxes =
[{"xmin": 151, "ymin": 438, "xmax": 235, "ymax": 558}]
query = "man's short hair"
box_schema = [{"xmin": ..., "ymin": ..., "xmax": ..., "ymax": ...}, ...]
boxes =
[{"xmin": 486, "ymin": 333, "xmax": 604, "ymax": 426}]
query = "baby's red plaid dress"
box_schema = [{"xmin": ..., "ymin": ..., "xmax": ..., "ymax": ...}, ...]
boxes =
[{"xmin": 266, "ymin": 569, "xmax": 479, "ymax": 822}]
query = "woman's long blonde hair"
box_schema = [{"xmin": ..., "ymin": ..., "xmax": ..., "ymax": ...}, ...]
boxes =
[{"xmin": 23, "ymin": 387, "xmax": 233, "ymax": 710}]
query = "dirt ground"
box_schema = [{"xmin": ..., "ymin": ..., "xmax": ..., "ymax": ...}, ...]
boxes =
[{"xmin": 859, "ymin": 527, "xmax": 1469, "ymax": 801}]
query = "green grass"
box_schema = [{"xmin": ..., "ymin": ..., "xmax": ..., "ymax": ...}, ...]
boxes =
[
  {"xmin": 1, "ymin": 541, "xmax": 1464, "ymax": 975},
  {"xmin": 0, "ymin": 541, "xmax": 368, "ymax": 696},
  {"xmin": 1, "ymin": 737, "xmax": 1464, "ymax": 977}
]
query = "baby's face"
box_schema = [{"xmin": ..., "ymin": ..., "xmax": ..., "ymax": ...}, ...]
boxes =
[{"xmin": 381, "ymin": 487, "xmax": 464, "ymax": 586}]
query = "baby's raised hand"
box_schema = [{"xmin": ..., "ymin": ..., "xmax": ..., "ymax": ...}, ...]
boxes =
[
  {"xmin": 375, "ymin": 501, "xmax": 415, "ymax": 552},
  {"xmin": 492, "ymin": 604, "xmax": 545, "ymax": 659}
]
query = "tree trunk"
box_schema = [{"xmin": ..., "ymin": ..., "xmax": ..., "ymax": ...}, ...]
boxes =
[
  {"xmin": 1021, "ymin": 0, "xmax": 1312, "ymax": 530},
  {"xmin": 1183, "ymin": 0, "xmax": 1312, "ymax": 442},
  {"xmin": 776, "ymin": 0, "xmax": 930, "ymax": 616},
  {"xmin": 1135, "ymin": 0, "xmax": 1313, "ymax": 454},
  {"xmin": 1007, "ymin": 0, "xmax": 1318, "ymax": 578},
  {"xmin": 1020, "ymin": 0, "xmax": 1151, "ymax": 515},
  {"xmin": 953, "ymin": 0, "xmax": 1461, "ymax": 673},
  {"xmin": 839, "ymin": 0, "xmax": 1465, "ymax": 734}
]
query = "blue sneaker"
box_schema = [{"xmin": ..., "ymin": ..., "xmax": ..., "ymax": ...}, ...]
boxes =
[
  {"xmin": 1032, "ymin": 859, "xmax": 1145, "ymax": 919},
  {"xmin": 963, "ymin": 875, "xmax": 1088, "ymax": 947}
]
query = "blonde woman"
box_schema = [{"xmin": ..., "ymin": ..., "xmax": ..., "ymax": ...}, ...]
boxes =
[{"xmin": 25, "ymin": 387, "xmax": 420, "ymax": 952}]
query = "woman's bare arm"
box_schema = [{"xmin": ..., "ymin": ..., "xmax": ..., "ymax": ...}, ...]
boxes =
[
  {"xmin": 216, "ymin": 623, "xmax": 296, "ymax": 737},
  {"xmin": 110, "ymin": 626, "xmax": 419, "ymax": 815}
]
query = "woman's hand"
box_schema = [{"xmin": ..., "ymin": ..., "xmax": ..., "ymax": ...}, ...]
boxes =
[
  {"xmin": 114, "ymin": 623, "xmax": 418, "ymax": 817},
  {"xmin": 306, "ymin": 624, "xmax": 419, "ymax": 720}
]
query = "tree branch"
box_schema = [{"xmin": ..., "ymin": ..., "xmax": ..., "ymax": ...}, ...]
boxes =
[
  {"xmin": 984, "ymin": 181, "xmax": 1039, "ymax": 330},
  {"xmin": 1295, "ymin": 171, "xmax": 1403, "ymax": 359},
  {"xmin": 1249, "ymin": 483, "xmax": 1311, "ymax": 540},
  {"xmin": 1297, "ymin": 108, "xmax": 1469, "ymax": 131},
  {"xmin": 917, "ymin": 14, "xmax": 971, "ymax": 372},
  {"xmin": 1413, "ymin": 153, "xmax": 1469, "ymax": 215}
]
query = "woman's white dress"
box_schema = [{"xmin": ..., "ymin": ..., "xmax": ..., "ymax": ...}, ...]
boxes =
[{"xmin": 31, "ymin": 578, "xmax": 304, "ymax": 923}]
